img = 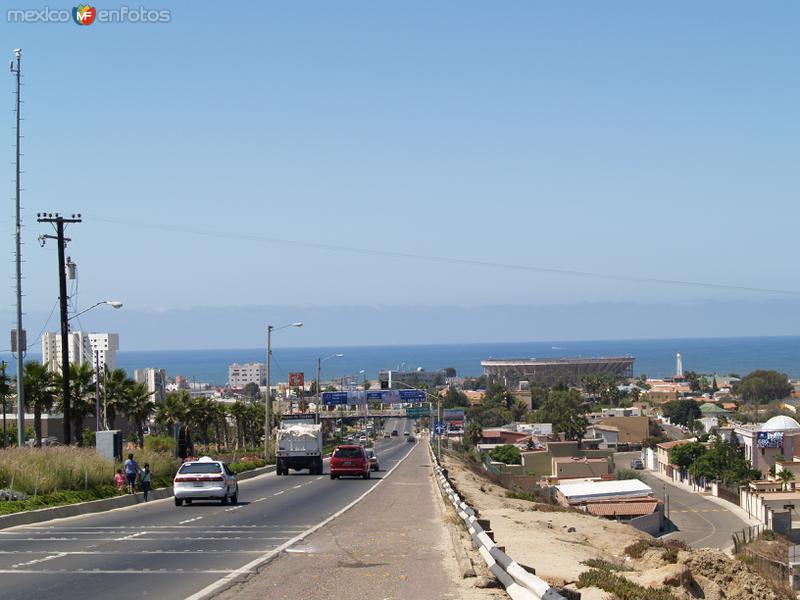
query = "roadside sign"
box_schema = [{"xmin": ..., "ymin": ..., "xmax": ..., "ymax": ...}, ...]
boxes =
[
  {"xmin": 322, "ymin": 391, "xmax": 349, "ymax": 405},
  {"xmin": 434, "ymin": 421, "xmax": 445, "ymax": 435},
  {"xmin": 406, "ymin": 405, "xmax": 429, "ymax": 418},
  {"xmin": 398, "ymin": 389, "xmax": 426, "ymax": 402},
  {"xmin": 289, "ymin": 372, "xmax": 304, "ymax": 387}
]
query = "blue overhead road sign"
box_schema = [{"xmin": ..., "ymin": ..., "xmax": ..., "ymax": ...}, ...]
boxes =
[
  {"xmin": 398, "ymin": 389, "xmax": 426, "ymax": 402},
  {"xmin": 322, "ymin": 391, "xmax": 349, "ymax": 406}
]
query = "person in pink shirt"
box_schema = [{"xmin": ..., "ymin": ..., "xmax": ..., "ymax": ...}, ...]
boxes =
[{"xmin": 114, "ymin": 469, "xmax": 126, "ymax": 493}]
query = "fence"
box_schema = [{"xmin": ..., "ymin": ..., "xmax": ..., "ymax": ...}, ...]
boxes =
[
  {"xmin": 732, "ymin": 524, "xmax": 765, "ymax": 553},
  {"xmin": 431, "ymin": 443, "xmax": 565, "ymax": 600},
  {"xmin": 716, "ymin": 481, "xmax": 741, "ymax": 506}
]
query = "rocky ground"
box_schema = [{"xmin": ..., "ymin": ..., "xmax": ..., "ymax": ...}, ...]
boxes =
[{"xmin": 442, "ymin": 451, "xmax": 791, "ymax": 600}]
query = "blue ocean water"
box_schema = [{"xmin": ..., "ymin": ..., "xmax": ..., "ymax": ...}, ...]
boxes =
[{"xmin": 5, "ymin": 336, "xmax": 800, "ymax": 384}]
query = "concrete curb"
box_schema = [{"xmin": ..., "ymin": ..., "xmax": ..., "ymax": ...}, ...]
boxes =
[
  {"xmin": 0, "ymin": 464, "xmax": 276, "ymax": 530},
  {"xmin": 429, "ymin": 444, "xmax": 565, "ymax": 600}
]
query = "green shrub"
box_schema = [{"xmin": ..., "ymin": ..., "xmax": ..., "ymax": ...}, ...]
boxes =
[
  {"xmin": 0, "ymin": 446, "xmax": 116, "ymax": 495},
  {"xmin": 489, "ymin": 444, "xmax": 522, "ymax": 465},
  {"xmin": 144, "ymin": 435, "xmax": 176, "ymax": 454},
  {"xmin": 616, "ymin": 469, "xmax": 642, "ymax": 481},
  {"xmin": 762, "ymin": 529, "xmax": 776, "ymax": 541},
  {"xmin": 624, "ymin": 538, "xmax": 689, "ymax": 560},
  {"xmin": 581, "ymin": 558, "xmax": 633, "ymax": 572},
  {"xmin": 578, "ymin": 568, "xmax": 675, "ymax": 600}
]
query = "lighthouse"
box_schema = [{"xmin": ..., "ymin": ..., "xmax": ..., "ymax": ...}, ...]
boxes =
[{"xmin": 676, "ymin": 353, "xmax": 684, "ymax": 378}]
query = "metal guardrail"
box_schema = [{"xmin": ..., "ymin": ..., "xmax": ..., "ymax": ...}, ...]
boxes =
[{"xmin": 429, "ymin": 444, "xmax": 565, "ymax": 600}]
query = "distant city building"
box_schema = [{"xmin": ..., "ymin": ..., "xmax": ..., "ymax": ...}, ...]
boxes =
[
  {"xmin": 481, "ymin": 356, "xmax": 635, "ymax": 388},
  {"xmin": 378, "ymin": 368, "xmax": 447, "ymax": 389},
  {"xmin": 134, "ymin": 368, "xmax": 167, "ymax": 404},
  {"xmin": 228, "ymin": 362, "xmax": 265, "ymax": 389},
  {"xmin": 676, "ymin": 353, "xmax": 683, "ymax": 378},
  {"xmin": 42, "ymin": 332, "xmax": 119, "ymax": 374}
]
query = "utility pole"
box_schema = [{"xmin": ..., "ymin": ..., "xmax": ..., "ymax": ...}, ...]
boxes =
[
  {"xmin": 265, "ymin": 325, "xmax": 272, "ymax": 460},
  {"xmin": 10, "ymin": 49, "xmax": 25, "ymax": 447},
  {"xmin": 37, "ymin": 213, "xmax": 82, "ymax": 445}
]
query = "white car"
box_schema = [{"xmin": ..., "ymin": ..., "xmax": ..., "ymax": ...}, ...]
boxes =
[{"xmin": 173, "ymin": 456, "xmax": 238, "ymax": 506}]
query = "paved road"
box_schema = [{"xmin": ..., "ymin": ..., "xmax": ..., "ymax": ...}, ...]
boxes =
[
  {"xmin": 616, "ymin": 451, "xmax": 750, "ymax": 549},
  {"xmin": 0, "ymin": 423, "xmax": 417, "ymax": 600}
]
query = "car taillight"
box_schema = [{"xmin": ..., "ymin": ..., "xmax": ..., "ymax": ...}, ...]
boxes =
[
  {"xmin": 175, "ymin": 476, "xmax": 191, "ymax": 482},
  {"xmin": 208, "ymin": 475, "xmax": 224, "ymax": 481}
]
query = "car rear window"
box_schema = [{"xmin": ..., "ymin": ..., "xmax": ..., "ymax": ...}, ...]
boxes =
[
  {"xmin": 333, "ymin": 447, "xmax": 363, "ymax": 459},
  {"xmin": 179, "ymin": 463, "xmax": 222, "ymax": 474},
  {"xmin": 365, "ymin": 449, "xmax": 374, "ymax": 458}
]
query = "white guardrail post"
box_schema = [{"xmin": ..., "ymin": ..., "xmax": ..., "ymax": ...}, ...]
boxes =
[{"xmin": 429, "ymin": 443, "xmax": 566, "ymax": 600}]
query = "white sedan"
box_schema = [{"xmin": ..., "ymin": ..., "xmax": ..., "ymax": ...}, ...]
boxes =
[{"xmin": 173, "ymin": 456, "xmax": 238, "ymax": 506}]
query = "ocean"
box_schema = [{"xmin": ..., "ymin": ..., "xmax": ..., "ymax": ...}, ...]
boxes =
[{"xmin": 4, "ymin": 336, "xmax": 799, "ymax": 385}]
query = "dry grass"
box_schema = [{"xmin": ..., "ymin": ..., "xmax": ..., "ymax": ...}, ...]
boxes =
[{"xmin": 0, "ymin": 447, "xmax": 181, "ymax": 495}]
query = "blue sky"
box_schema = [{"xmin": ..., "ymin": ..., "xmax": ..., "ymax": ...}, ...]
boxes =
[{"xmin": 1, "ymin": 2, "xmax": 798, "ymax": 349}]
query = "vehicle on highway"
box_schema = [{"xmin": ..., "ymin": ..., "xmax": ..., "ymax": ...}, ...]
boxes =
[
  {"xmin": 630, "ymin": 459, "xmax": 644, "ymax": 470},
  {"xmin": 330, "ymin": 445, "xmax": 370, "ymax": 480},
  {"xmin": 383, "ymin": 433, "xmax": 390, "ymax": 438},
  {"xmin": 403, "ymin": 431, "xmax": 410, "ymax": 436},
  {"xmin": 276, "ymin": 421, "xmax": 323, "ymax": 475},
  {"xmin": 406, "ymin": 435, "xmax": 416, "ymax": 443},
  {"xmin": 365, "ymin": 448, "xmax": 379, "ymax": 471},
  {"xmin": 173, "ymin": 456, "xmax": 238, "ymax": 506},
  {"xmin": 358, "ymin": 435, "xmax": 367, "ymax": 445},
  {"xmin": 391, "ymin": 429, "xmax": 398, "ymax": 436}
]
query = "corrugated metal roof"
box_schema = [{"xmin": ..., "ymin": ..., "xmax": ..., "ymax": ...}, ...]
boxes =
[{"xmin": 585, "ymin": 500, "xmax": 659, "ymax": 517}]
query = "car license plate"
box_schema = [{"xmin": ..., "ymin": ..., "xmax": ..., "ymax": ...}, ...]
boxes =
[
  {"xmin": 343, "ymin": 461, "xmax": 353, "ymax": 466},
  {"xmin": 193, "ymin": 482, "xmax": 204, "ymax": 487}
]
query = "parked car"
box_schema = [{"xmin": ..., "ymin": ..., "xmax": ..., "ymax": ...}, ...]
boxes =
[
  {"xmin": 330, "ymin": 445, "xmax": 370, "ymax": 480},
  {"xmin": 173, "ymin": 456, "xmax": 238, "ymax": 506},
  {"xmin": 365, "ymin": 448, "xmax": 379, "ymax": 471},
  {"xmin": 630, "ymin": 459, "xmax": 644, "ymax": 470}
]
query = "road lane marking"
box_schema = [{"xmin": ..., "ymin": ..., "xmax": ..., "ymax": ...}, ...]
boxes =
[
  {"xmin": 253, "ymin": 497, "xmax": 267, "ymax": 503},
  {"xmin": 292, "ymin": 485, "xmax": 302, "ymax": 489},
  {"xmin": 11, "ymin": 553, "xmax": 67, "ymax": 568},
  {"xmin": 113, "ymin": 531, "xmax": 148, "ymax": 541},
  {"xmin": 178, "ymin": 517, "xmax": 204, "ymax": 525},
  {"xmin": 224, "ymin": 506, "xmax": 244, "ymax": 512},
  {"xmin": 184, "ymin": 439, "xmax": 419, "ymax": 600},
  {"xmin": 0, "ymin": 569, "xmax": 255, "ymax": 574},
  {"xmin": 273, "ymin": 491, "xmax": 285, "ymax": 496}
]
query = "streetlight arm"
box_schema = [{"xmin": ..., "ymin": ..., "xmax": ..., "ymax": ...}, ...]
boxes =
[{"xmin": 68, "ymin": 300, "xmax": 123, "ymax": 322}]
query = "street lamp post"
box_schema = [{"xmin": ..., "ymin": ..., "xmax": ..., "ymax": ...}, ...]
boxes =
[
  {"xmin": 316, "ymin": 353, "xmax": 343, "ymax": 422},
  {"xmin": 265, "ymin": 322, "xmax": 302, "ymax": 460},
  {"xmin": 391, "ymin": 380, "xmax": 442, "ymax": 458},
  {"xmin": 62, "ymin": 300, "xmax": 122, "ymax": 444}
]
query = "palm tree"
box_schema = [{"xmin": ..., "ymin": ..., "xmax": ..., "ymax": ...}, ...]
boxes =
[
  {"xmin": 119, "ymin": 381, "xmax": 154, "ymax": 448},
  {"xmin": 229, "ymin": 401, "xmax": 249, "ymax": 450},
  {"xmin": 778, "ymin": 469, "xmax": 795, "ymax": 491},
  {"xmin": 155, "ymin": 391, "xmax": 189, "ymax": 435},
  {"xmin": 212, "ymin": 402, "xmax": 228, "ymax": 452},
  {"xmin": 0, "ymin": 361, "xmax": 12, "ymax": 447},
  {"xmin": 101, "ymin": 366, "xmax": 130, "ymax": 429},
  {"xmin": 466, "ymin": 422, "xmax": 483, "ymax": 448},
  {"xmin": 55, "ymin": 362, "xmax": 96, "ymax": 445},
  {"xmin": 187, "ymin": 397, "xmax": 216, "ymax": 447},
  {"xmin": 23, "ymin": 361, "xmax": 57, "ymax": 446}
]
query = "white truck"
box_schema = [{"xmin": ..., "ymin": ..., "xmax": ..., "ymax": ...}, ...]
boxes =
[{"xmin": 276, "ymin": 422, "xmax": 323, "ymax": 476}]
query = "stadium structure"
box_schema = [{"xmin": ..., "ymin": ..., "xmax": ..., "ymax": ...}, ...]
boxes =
[{"xmin": 481, "ymin": 356, "xmax": 635, "ymax": 388}]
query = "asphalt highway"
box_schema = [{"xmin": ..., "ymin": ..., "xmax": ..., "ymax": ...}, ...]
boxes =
[{"xmin": 0, "ymin": 419, "xmax": 418, "ymax": 600}]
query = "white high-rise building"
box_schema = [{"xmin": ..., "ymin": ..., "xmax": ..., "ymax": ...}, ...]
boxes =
[
  {"xmin": 676, "ymin": 352, "xmax": 684, "ymax": 378},
  {"xmin": 228, "ymin": 362, "xmax": 264, "ymax": 389},
  {"xmin": 42, "ymin": 332, "xmax": 119, "ymax": 374},
  {"xmin": 134, "ymin": 368, "xmax": 167, "ymax": 404}
]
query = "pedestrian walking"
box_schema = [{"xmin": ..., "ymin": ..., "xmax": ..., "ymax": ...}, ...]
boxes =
[
  {"xmin": 114, "ymin": 469, "xmax": 126, "ymax": 493},
  {"xmin": 123, "ymin": 453, "xmax": 139, "ymax": 494},
  {"xmin": 140, "ymin": 463, "xmax": 152, "ymax": 502}
]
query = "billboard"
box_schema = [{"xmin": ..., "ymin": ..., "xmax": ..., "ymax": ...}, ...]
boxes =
[
  {"xmin": 758, "ymin": 431, "xmax": 784, "ymax": 449},
  {"xmin": 289, "ymin": 372, "xmax": 304, "ymax": 387}
]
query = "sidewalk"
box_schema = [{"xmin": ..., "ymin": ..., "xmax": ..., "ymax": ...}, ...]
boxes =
[{"xmin": 218, "ymin": 441, "xmax": 499, "ymax": 600}]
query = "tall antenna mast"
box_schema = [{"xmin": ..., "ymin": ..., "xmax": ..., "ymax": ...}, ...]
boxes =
[{"xmin": 10, "ymin": 48, "xmax": 25, "ymax": 447}]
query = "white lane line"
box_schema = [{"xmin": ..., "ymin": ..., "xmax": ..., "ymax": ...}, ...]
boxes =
[
  {"xmin": 253, "ymin": 497, "xmax": 267, "ymax": 503},
  {"xmin": 315, "ymin": 476, "xmax": 323, "ymax": 481},
  {"xmin": 11, "ymin": 553, "xmax": 67, "ymax": 568},
  {"xmin": 113, "ymin": 531, "xmax": 148, "ymax": 541},
  {"xmin": 224, "ymin": 506, "xmax": 244, "ymax": 512},
  {"xmin": 292, "ymin": 484, "xmax": 302, "ymax": 489},
  {"xmin": 178, "ymin": 517, "xmax": 203, "ymax": 525},
  {"xmin": 0, "ymin": 569, "xmax": 254, "ymax": 574},
  {"xmin": 273, "ymin": 491, "xmax": 285, "ymax": 496},
  {"xmin": 184, "ymin": 440, "xmax": 419, "ymax": 600},
  {"xmin": 0, "ymin": 550, "xmax": 285, "ymax": 556}
]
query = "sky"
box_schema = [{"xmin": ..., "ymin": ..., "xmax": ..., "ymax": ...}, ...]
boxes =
[{"xmin": 0, "ymin": 2, "xmax": 798, "ymax": 350}]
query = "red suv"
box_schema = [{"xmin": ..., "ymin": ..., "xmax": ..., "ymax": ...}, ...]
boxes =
[{"xmin": 330, "ymin": 445, "xmax": 370, "ymax": 480}]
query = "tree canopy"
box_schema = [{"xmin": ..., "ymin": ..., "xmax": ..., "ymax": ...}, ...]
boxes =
[
  {"xmin": 735, "ymin": 370, "xmax": 793, "ymax": 405},
  {"xmin": 662, "ymin": 399, "xmax": 701, "ymax": 427},
  {"xmin": 489, "ymin": 444, "xmax": 521, "ymax": 465}
]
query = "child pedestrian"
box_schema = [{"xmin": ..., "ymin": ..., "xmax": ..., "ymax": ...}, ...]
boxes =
[
  {"xmin": 140, "ymin": 463, "xmax": 152, "ymax": 502},
  {"xmin": 123, "ymin": 453, "xmax": 139, "ymax": 494},
  {"xmin": 114, "ymin": 469, "xmax": 125, "ymax": 493}
]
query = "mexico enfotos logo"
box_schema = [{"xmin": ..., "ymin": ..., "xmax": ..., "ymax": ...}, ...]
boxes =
[{"xmin": 7, "ymin": 5, "xmax": 171, "ymax": 24}]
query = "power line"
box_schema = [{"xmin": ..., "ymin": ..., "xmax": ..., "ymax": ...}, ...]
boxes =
[{"xmin": 90, "ymin": 215, "xmax": 800, "ymax": 297}]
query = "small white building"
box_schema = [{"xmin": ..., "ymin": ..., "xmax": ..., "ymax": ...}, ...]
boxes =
[{"xmin": 555, "ymin": 478, "xmax": 653, "ymax": 504}]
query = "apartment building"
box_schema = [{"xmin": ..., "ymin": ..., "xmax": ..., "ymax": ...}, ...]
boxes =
[{"xmin": 42, "ymin": 332, "xmax": 119, "ymax": 374}]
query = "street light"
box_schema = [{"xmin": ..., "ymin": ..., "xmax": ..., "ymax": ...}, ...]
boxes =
[
  {"xmin": 316, "ymin": 353, "xmax": 343, "ymax": 421},
  {"xmin": 265, "ymin": 322, "xmax": 303, "ymax": 460},
  {"xmin": 61, "ymin": 300, "xmax": 123, "ymax": 443}
]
